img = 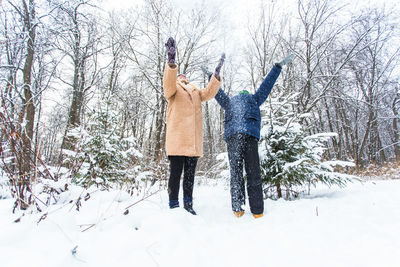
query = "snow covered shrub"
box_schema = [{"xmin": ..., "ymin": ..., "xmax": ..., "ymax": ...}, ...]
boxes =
[
  {"xmin": 259, "ymin": 92, "xmax": 354, "ymax": 199},
  {"xmin": 194, "ymin": 152, "xmax": 230, "ymax": 186},
  {"xmin": 0, "ymin": 171, "xmax": 11, "ymax": 199},
  {"xmin": 0, "ymin": 103, "xmax": 50, "ymax": 211},
  {"xmin": 215, "ymin": 152, "xmax": 230, "ymax": 180},
  {"xmin": 354, "ymin": 160, "xmax": 400, "ymax": 180},
  {"xmin": 141, "ymin": 158, "xmax": 169, "ymax": 187},
  {"xmin": 63, "ymin": 96, "xmax": 143, "ymax": 188}
]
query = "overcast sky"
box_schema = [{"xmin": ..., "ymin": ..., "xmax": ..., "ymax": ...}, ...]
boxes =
[
  {"xmin": 100, "ymin": 0, "xmax": 399, "ymax": 44},
  {"xmin": 100, "ymin": 0, "xmax": 398, "ymax": 20}
]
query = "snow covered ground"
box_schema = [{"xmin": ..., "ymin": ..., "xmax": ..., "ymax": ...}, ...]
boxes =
[{"xmin": 1, "ymin": 178, "xmax": 399, "ymax": 267}]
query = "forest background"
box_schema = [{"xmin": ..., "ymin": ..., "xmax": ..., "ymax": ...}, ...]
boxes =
[{"xmin": 1, "ymin": 0, "xmax": 399, "ymax": 211}]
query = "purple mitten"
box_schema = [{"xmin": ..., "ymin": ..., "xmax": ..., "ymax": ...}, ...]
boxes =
[
  {"xmin": 165, "ymin": 37, "xmax": 176, "ymax": 64},
  {"xmin": 214, "ymin": 53, "xmax": 225, "ymax": 78}
]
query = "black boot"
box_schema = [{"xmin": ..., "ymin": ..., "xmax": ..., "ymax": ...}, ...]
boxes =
[
  {"xmin": 169, "ymin": 199, "xmax": 179, "ymax": 209},
  {"xmin": 184, "ymin": 202, "xmax": 197, "ymax": 215}
]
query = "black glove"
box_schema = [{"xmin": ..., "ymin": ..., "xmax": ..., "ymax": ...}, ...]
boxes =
[
  {"xmin": 214, "ymin": 53, "xmax": 225, "ymax": 79},
  {"xmin": 275, "ymin": 54, "xmax": 294, "ymax": 68},
  {"xmin": 165, "ymin": 37, "xmax": 176, "ymax": 64}
]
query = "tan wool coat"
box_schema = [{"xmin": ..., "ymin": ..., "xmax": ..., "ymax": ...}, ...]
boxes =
[{"xmin": 163, "ymin": 63, "xmax": 222, "ymax": 157}]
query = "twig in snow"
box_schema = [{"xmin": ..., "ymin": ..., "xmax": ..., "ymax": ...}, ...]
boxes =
[
  {"xmin": 81, "ymin": 223, "xmax": 96, "ymax": 232},
  {"xmin": 123, "ymin": 188, "xmax": 163, "ymax": 214},
  {"xmin": 71, "ymin": 245, "xmax": 87, "ymax": 263},
  {"xmin": 37, "ymin": 212, "xmax": 48, "ymax": 224},
  {"xmin": 71, "ymin": 245, "xmax": 78, "ymax": 255}
]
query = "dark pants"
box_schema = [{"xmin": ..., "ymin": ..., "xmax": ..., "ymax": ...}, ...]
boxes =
[
  {"xmin": 227, "ymin": 133, "xmax": 264, "ymax": 214},
  {"xmin": 168, "ymin": 156, "xmax": 198, "ymax": 207}
]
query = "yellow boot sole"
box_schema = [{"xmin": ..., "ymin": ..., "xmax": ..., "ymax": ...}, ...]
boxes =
[
  {"xmin": 233, "ymin": 211, "xmax": 245, "ymax": 218},
  {"xmin": 253, "ymin": 213, "xmax": 264, "ymax": 218}
]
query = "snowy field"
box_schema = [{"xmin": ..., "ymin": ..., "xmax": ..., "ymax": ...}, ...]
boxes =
[{"xmin": 1, "ymin": 178, "xmax": 399, "ymax": 267}]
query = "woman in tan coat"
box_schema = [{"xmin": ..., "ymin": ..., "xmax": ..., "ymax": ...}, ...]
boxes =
[{"xmin": 163, "ymin": 37, "xmax": 224, "ymax": 215}]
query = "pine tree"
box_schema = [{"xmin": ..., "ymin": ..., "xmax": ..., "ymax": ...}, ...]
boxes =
[
  {"xmin": 63, "ymin": 93, "xmax": 142, "ymax": 188},
  {"xmin": 259, "ymin": 92, "xmax": 354, "ymax": 199}
]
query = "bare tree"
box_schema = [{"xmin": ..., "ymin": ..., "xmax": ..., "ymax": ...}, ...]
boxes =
[
  {"xmin": 48, "ymin": 0, "xmax": 103, "ymax": 155},
  {"xmin": 347, "ymin": 9, "xmax": 400, "ymax": 166},
  {"xmin": 243, "ymin": 0, "xmax": 285, "ymax": 92},
  {"xmin": 0, "ymin": 0, "xmax": 58, "ymax": 210},
  {"xmin": 0, "ymin": 0, "xmax": 38, "ymax": 209},
  {"xmin": 393, "ymin": 88, "xmax": 400, "ymax": 160}
]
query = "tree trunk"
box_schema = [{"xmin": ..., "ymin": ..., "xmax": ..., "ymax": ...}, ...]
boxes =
[
  {"xmin": 276, "ymin": 182, "xmax": 282, "ymax": 199},
  {"xmin": 337, "ymin": 99, "xmax": 355, "ymax": 160},
  {"xmin": 393, "ymin": 93, "xmax": 400, "ymax": 161},
  {"xmin": 18, "ymin": 0, "xmax": 37, "ymax": 209},
  {"xmin": 61, "ymin": 10, "xmax": 85, "ymax": 153},
  {"xmin": 357, "ymin": 108, "xmax": 373, "ymax": 167},
  {"xmin": 333, "ymin": 100, "xmax": 344, "ymax": 160},
  {"xmin": 204, "ymin": 100, "xmax": 213, "ymax": 165},
  {"xmin": 154, "ymin": 98, "xmax": 166, "ymax": 162},
  {"xmin": 323, "ymin": 98, "xmax": 338, "ymax": 158}
]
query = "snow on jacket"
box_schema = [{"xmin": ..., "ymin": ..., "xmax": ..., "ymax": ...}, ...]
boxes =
[
  {"xmin": 215, "ymin": 65, "xmax": 281, "ymax": 141},
  {"xmin": 163, "ymin": 62, "xmax": 222, "ymax": 157}
]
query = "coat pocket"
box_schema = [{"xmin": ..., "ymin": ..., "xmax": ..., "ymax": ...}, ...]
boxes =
[
  {"xmin": 245, "ymin": 111, "xmax": 260, "ymax": 121},
  {"xmin": 245, "ymin": 97, "xmax": 260, "ymax": 120}
]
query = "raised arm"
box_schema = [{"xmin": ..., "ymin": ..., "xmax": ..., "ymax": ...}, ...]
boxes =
[
  {"xmin": 253, "ymin": 65, "xmax": 281, "ymax": 106},
  {"xmin": 253, "ymin": 54, "xmax": 294, "ymax": 106},
  {"xmin": 214, "ymin": 88, "xmax": 230, "ymax": 110},
  {"xmin": 163, "ymin": 37, "xmax": 178, "ymax": 99},
  {"xmin": 163, "ymin": 63, "xmax": 178, "ymax": 99},
  {"xmin": 199, "ymin": 75, "xmax": 222, "ymax": 102},
  {"xmin": 199, "ymin": 53, "xmax": 225, "ymax": 102}
]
